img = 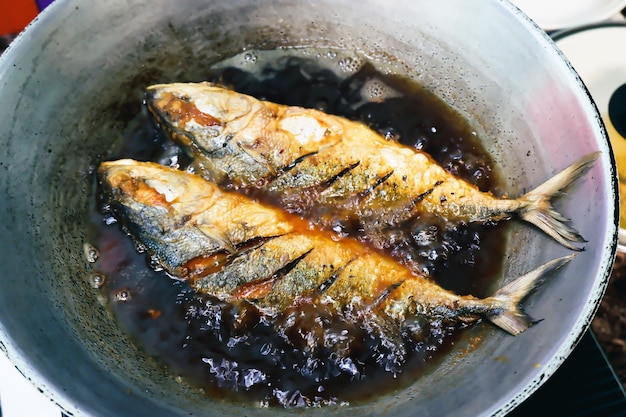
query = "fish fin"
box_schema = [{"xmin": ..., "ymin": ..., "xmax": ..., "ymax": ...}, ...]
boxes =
[
  {"xmin": 237, "ymin": 142, "xmax": 276, "ymax": 175},
  {"xmin": 488, "ymin": 254, "xmax": 575, "ymax": 335},
  {"xmin": 517, "ymin": 152, "xmax": 599, "ymax": 251},
  {"xmin": 195, "ymin": 225, "xmax": 237, "ymax": 253}
]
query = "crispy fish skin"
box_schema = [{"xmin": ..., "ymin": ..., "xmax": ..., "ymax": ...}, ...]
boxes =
[
  {"xmin": 98, "ymin": 159, "xmax": 574, "ymax": 336},
  {"xmin": 146, "ymin": 82, "xmax": 598, "ymax": 251},
  {"xmin": 98, "ymin": 159, "xmax": 298, "ymax": 278}
]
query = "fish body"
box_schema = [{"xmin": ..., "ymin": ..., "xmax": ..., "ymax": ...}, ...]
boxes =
[
  {"xmin": 146, "ymin": 82, "xmax": 598, "ymax": 250},
  {"xmin": 98, "ymin": 159, "xmax": 573, "ymax": 336}
]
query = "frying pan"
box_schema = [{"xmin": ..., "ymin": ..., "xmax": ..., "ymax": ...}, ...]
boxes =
[{"xmin": 0, "ymin": 0, "xmax": 618, "ymax": 416}]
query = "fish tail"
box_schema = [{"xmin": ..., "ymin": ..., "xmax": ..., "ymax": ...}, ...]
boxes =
[
  {"xmin": 517, "ymin": 152, "xmax": 600, "ymax": 251},
  {"xmin": 487, "ymin": 254, "xmax": 575, "ymax": 335}
]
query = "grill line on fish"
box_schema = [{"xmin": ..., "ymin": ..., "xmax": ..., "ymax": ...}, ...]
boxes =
[
  {"xmin": 98, "ymin": 159, "xmax": 574, "ymax": 336},
  {"xmin": 145, "ymin": 82, "xmax": 598, "ymax": 251}
]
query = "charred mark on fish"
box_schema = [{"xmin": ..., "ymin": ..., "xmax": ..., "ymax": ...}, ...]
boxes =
[
  {"xmin": 316, "ymin": 260, "xmax": 353, "ymax": 294},
  {"xmin": 319, "ymin": 161, "xmax": 361, "ymax": 190},
  {"xmin": 231, "ymin": 248, "xmax": 314, "ymax": 300},
  {"xmin": 370, "ymin": 281, "xmax": 404, "ymax": 309},
  {"xmin": 280, "ymin": 151, "xmax": 318, "ymax": 174},
  {"xmin": 403, "ymin": 180, "xmax": 445, "ymax": 215},
  {"xmin": 355, "ymin": 169, "xmax": 395, "ymax": 200},
  {"xmin": 182, "ymin": 235, "xmax": 278, "ymax": 279}
]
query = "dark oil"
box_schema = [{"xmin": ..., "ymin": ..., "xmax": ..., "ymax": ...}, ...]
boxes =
[{"xmin": 91, "ymin": 51, "xmax": 508, "ymax": 407}]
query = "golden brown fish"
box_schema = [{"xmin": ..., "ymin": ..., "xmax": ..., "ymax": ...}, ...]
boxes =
[
  {"xmin": 145, "ymin": 82, "xmax": 597, "ymax": 251},
  {"xmin": 98, "ymin": 159, "xmax": 573, "ymax": 336}
]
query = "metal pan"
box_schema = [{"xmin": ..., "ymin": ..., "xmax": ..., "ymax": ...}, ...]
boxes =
[{"xmin": 0, "ymin": 0, "xmax": 617, "ymax": 416}]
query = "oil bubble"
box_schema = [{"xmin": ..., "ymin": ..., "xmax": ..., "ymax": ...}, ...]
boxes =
[
  {"xmin": 89, "ymin": 273, "xmax": 106, "ymax": 289},
  {"xmin": 103, "ymin": 214, "xmax": 117, "ymax": 225},
  {"xmin": 113, "ymin": 289, "xmax": 132, "ymax": 302},
  {"xmin": 242, "ymin": 368, "xmax": 267, "ymax": 389},
  {"xmin": 337, "ymin": 56, "xmax": 364, "ymax": 74},
  {"xmin": 243, "ymin": 52, "xmax": 258, "ymax": 64},
  {"xmin": 260, "ymin": 343, "xmax": 272, "ymax": 356},
  {"xmin": 149, "ymin": 255, "xmax": 164, "ymax": 272},
  {"xmin": 361, "ymin": 78, "xmax": 400, "ymax": 101},
  {"xmin": 83, "ymin": 242, "xmax": 99, "ymax": 263}
]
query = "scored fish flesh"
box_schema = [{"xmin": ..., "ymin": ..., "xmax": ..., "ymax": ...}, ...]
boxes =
[
  {"xmin": 98, "ymin": 159, "xmax": 574, "ymax": 336},
  {"xmin": 145, "ymin": 82, "xmax": 598, "ymax": 251}
]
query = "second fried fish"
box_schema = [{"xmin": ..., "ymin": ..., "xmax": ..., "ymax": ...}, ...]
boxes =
[{"xmin": 98, "ymin": 159, "xmax": 573, "ymax": 337}]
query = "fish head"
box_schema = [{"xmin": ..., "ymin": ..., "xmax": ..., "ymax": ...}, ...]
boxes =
[
  {"xmin": 146, "ymin": 82, "xmax": 256, "ymax": 152},
  {"xmin": 98, "ymin": 159, "xmax": 219, "ymax": 214}
]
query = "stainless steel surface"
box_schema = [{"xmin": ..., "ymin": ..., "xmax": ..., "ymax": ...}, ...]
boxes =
[{"xmin": 0, "ymin": 0, "xmax": 618, "ymax": 416}]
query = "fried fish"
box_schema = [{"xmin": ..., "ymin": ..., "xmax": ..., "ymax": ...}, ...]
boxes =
[
  {"xmin": 145, "ymin": 82, "xmax": 598, "ymax": 251},
  {"xmin": 98, "ymin": 159, "xmax": 573, "ymax": 336}
]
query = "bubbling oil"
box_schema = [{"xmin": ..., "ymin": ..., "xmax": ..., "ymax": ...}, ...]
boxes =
[{"xmin": 91, "ymin": 50, "xmax": 508, "ymax": 407}]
